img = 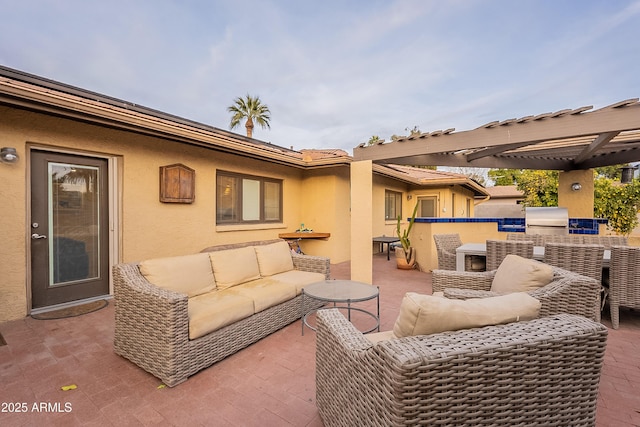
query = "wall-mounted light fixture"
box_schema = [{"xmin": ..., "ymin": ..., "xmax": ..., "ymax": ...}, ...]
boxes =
[
  {"xmin": 407, "ymin": 195, "xmax": 412, "ymax": 201},
  {"xmin": 0, "ymin": 147, "xmax": 19, "ymax": 164},
  {"xmin": 571, "ymin": 182, "xmax": 582, "ymax": 191},
  {"xmin": 620, "ymin": 166, "xmax": 637, "ymax": 184}
]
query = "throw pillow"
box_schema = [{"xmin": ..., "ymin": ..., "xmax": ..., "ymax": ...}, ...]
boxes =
[
  {"xmin": 254, "ymin": 241, "xmax": 294, "ymax": 276},
  {"xmin": 139, "ymin": 253, "xmax": 216, "ymax": 297},
  {"xmin": 209, "ymin": 246, "xmax": 261, "ymax": 289},
  {"xmin": 392, "ymin": 291, "xmax": 541, "ymax": 338},
  {"xmin": 491, "ymin": 254, "xmax": 554, "ymax": 294}
]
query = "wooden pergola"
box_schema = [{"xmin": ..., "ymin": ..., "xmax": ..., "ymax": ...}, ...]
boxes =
[
  {"xmin": 349, "ymin": 99, "xmax": 640, "ymax": 283},
  {"xmin": 353, "ymin": 99, "xmax": 640, "ymax": 170}
]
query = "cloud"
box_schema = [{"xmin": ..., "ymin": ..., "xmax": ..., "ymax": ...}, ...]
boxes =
[{"xmin": 1, "ymin": 0, "xmax": 638, "ymax": 154}]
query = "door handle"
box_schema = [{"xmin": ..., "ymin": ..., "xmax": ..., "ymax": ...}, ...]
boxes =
[{"xmin": 31, "ymin": 233, "xmax": 47, "ymax": 240}]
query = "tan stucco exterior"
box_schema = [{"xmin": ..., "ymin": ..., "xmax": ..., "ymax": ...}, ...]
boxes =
[
  {"xmin": 0, "ymin": 70, "xmax": 491, "ymax": 322},
  {"xmin": 0, "ymin": 106, "xmax": 354, "ymax": 321},
  {"xmin": 558, "ymin": 170, "xmax": 595, "ymax": 218}
]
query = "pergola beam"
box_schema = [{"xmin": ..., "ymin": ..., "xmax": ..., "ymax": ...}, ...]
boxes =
[
  {"xmin": 353, "ymin": 100, "xmax": 640, "ymax": 171},
  {"xmin": 573, "ymin": 131, "xmax": 618, "ymax": 165}
]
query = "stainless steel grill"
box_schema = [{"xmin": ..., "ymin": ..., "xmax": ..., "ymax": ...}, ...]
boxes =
[{"xmin": 525, "ymin": 207, "xmax": 569, "ymax": 235}]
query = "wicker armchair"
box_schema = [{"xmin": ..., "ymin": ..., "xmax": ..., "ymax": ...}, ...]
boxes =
[
  {"xmin": 543, "ymin": 243, "xmax": 605, "ymax": 321},
  {"xmin": 433, "ymin": 234, "xmax": 462, "ymax": 270},
  {"xmin": 485, "ymin": 239, "xmax": 534, "ymax": 271},
  {"xmin": 609, "ymin": 245, "xmax": 640, "ymax": 329},
  {"xmin": 432, "ymin": 265, "xmax": 601, "ymax": 321},
  {"xmin": 316, "ymin": 309, "xmax": 607, "ymax": 427}
]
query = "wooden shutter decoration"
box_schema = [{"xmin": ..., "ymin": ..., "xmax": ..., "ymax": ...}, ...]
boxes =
[{"xmin": 159, "ymin": 164, "xmax": 195, "ymax": 203}]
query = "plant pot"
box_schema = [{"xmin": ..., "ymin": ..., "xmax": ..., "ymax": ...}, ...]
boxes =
[{"xmin": 395, "ymin": 247, "xmax": 416, "ymax": 270}]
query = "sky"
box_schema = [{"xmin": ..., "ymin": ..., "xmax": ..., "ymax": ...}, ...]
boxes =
[{"xmin": 1, "ymin": 0, "xmax": 639, "ymax": 155}]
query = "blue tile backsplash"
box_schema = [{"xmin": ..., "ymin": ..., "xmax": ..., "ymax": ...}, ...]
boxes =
[{"xmin": 413, "ymin": 217, "xmax": 607, "ymax": 234}]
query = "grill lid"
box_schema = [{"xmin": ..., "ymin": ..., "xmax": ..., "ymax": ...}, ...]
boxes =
[{"xmin": 525, "ymin": 207, "xmax": 569, "ymax": 234}]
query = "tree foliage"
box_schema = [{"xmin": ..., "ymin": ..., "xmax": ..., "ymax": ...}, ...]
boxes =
[
  {"xmin": 516, "ymin": 170, "xmax": 559, "ymax": 207},
  {"xmin": 367, "ymin": 135, "xmax": 382, "ymax": 145},
  {"xmin": 595, "ymin": 165, "xmax": 624, "ymax": 180},
  {"xmin": 227, "ymin": 94, "xmax": 271, "ymax": 138},
  {"xmin": 594, "ymin": 177, "xmax": 640, "ymax": 236},
  {"xmin": 488, "ymin": 169, "xmax": 522, "ymax": 186},
  {"xmin": 448, "ymin": 167, "xmax": 487, "ymax": 186}
]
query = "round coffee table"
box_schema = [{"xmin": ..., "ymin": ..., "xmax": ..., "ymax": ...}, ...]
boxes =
[{"xmin": 301, "ymin": 280, "xmax": 380, "ymax": 334}]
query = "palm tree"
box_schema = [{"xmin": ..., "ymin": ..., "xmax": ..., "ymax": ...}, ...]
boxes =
[{"xmin": 227, "ymin": 94, "xmax": 271, "ymax": 138}]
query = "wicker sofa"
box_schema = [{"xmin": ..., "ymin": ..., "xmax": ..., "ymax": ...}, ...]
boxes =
[
  {"xmin": 316, "ymin": 308, "xmax": 608, "ymax": 427},
  {"xmin": 113, "ymin": 239, "xmax": 329, "ymax": 386},
  {"xmin": 432, "ymin": 264, "xmax": 601, "ymax": 321}
]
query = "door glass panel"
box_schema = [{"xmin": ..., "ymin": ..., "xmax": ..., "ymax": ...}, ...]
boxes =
[{"xmin": 48, "ymin": 163, "xmax": 100, "ymax": 286}]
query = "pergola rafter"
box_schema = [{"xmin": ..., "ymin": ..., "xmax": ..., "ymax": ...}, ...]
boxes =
[{"xmin": 354, "ymin": 99, "xmax": 640, "ymax": 170}]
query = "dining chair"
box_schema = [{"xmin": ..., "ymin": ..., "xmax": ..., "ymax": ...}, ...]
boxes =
[
  {"xmin": 485, "ymin": 239, "xmax": 534, "ymax": 271},
  {"xmin": 582, "ymin": 235, "xmax": 628, "ymax": 248},
  {"xmin": 433, "ymin": 234, "xmax": 462, "ymax": 270},
  {"xmin": 609, "ymin": 245, "xmax": 640, "ymax": 329},
  {"xmin": 543, "ymin": 242, "xmax": 605, "ymax": 321},
  {"xmin": 506, "ymin": 233, "xmax": 544, "ymax": 246}
]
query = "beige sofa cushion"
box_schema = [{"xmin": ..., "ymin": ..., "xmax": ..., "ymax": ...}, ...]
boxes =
[
  {"xmin": 227, "ymin": 278, "xmax": 297, "ymax": 313},
  {"xmin": 188, "ymin": 291, "xmax": 255, "ymax": 340},
  {"xmin": 491, "ymin": 255, "xmax": 554, "ymax": 294},
  {"xmin": 139, "ymin": 253, "xmax": 216, "ymax": 297},
  {"xmin": 209, "ymin": 247, "xmax": 261, "ymax": 289},
  {"xmin": 254, "ymin": 241, "xmax": 294, "ymax": 276},
  {"xmin": 393, "ymin": 292, "xmax": 541, "ymax": 338},
  {"xmin": 269, "ymin": 270, "xmax": 326, "ymax": 294}
]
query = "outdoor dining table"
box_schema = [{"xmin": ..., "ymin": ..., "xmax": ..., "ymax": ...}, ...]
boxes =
[{"xmin": 455, "ymin": 242, "xmax": 611, "ymax": 272}]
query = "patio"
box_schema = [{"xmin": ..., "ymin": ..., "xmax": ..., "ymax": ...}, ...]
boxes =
[{"xmin": 1, "ymin": 254, "xmax": 639, "ymax": 426}]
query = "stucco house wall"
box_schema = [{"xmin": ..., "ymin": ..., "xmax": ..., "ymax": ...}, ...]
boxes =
[
  {"xmin": 0, "ymin": 67, "xmax": 489, "ymax": 321},
  {"xmin": 0, "ymin": 105, "xmax": 349, "ymax": 321}
]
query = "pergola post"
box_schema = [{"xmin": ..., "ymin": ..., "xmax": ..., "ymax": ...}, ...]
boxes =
[
  {"xmin": 558, "ymin": 170, "xmax": 595, "ymax": 218},
  {"xmin": 350, "ymin": 160, "xmax": 373, "ymax": 284}
]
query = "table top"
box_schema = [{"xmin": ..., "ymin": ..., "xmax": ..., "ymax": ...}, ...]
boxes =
[
  {"xmin": 278, "ymin": 232, "xmax": 331, "ymax": 239},
  {"xmin": 302, "ymin": 280, "xmax": 379, "ymax": 302},
  {"xmin": 372, "ymin": 236, "xmax": 400, "ymax": 243}
]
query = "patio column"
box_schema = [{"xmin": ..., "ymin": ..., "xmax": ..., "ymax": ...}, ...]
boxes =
[
  {"xmin": 351, "ymin": 160, "xmax": 373, "ymax": 284},
  {"xmin": 558, "ymin": 170, "xmax": 594, "ymax": 218}
]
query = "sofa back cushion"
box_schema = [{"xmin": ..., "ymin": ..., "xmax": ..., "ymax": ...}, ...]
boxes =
[
  {"xmin": 491, "ymin": 254, "xmax": 554, "ymax": 294},
  {"xmin": 393, "ymin": 292, "xmax": 541, "ymax": 338},
  {"xmin": 209, "ymin": 246, "xmax": 261, "ymax": 289},
  {"xmin": 254, "ymin": 241, "xmax": 294, "ymax": 276},
  {"xmin": 139, "ymin": 253, "xmax": 216, "ymax": 297}
]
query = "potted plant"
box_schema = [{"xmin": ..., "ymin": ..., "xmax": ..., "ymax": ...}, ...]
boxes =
[{"xmin": 395, "ymin": 202, "xmax": 419, "ymax": 269}]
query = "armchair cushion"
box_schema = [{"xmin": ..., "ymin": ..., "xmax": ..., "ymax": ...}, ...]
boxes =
[
  {"xmin": 392, "ymin": 291, "xmax": 540, "ymax": 337},
  {"xmin": 491, "ymin": 254, "xmax": 553, "ymax": 294},
  {"xmin": 139, "ymin": 253, "xmax": 216, "ymax": 297}
]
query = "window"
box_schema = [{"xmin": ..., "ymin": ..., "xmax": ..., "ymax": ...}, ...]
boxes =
[
  {"xmin": 385, "ymin": 190, "xmax": 402, "ymax": 220},
  {"xmin": 216, "ymin": 171, "xmax": 282, "ymax": 224},
  {"xmin": 419, "ymin": 196, "xmax": 437, "ymax": 217}
]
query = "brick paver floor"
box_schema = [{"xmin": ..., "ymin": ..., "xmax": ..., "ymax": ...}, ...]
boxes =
[{"xmin": 1, "ymin": 255, "xmax": 638, "ymax": 426}]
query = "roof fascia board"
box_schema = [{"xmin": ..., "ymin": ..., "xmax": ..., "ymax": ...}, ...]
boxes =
[
  {"xmin": 372, "ymin": 164, "xmax": 488, "ymax": 196},
  {"xmin": 1, "ymin": 78, "xmax": 326, "ymax": 168}
]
